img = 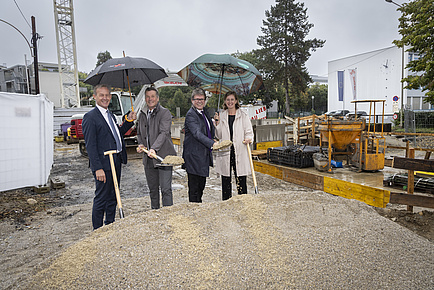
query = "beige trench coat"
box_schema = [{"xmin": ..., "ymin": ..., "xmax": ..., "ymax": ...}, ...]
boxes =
[{"xmin": 214, "ymin": 109, "xmax": 254, "ymax": 177}]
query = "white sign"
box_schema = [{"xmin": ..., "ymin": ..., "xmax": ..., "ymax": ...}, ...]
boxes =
[{"xmin": 348, "ymin": 69, "xmax": 357, "ymax": 100}]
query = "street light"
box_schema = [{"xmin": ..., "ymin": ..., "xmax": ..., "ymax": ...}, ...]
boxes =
[
  {"xmin": 312, "ymin": 95, "xmax": 315, "ymax": 112},
  {"xmin": 385, "ymin": 0, "xmax": 403, "ymax": 8},
  {"xmin": 0, "ymin": 19, "xmax": 33, "ymax": 57},
  {"xmin": 385, "ymin": 0, "xmax": 405, "ymax": 128},
  {"xmin": 0, "ymin": 17, "xmax": 40, "ymax": 94}
]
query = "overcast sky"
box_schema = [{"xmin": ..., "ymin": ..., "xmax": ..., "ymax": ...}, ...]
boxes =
[{"xmin": 1, "ymin": 0, "xmax": 403, "ymax": 77}]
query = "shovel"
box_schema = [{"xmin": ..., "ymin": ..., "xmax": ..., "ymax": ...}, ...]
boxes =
[
  {"xmin": 137, "ymin": 147, "xmax": 184, "ymax": 166},
  {"xmin": 104, "ymin": 150, "xmax": 125, "ymax": 219},
  {"xmin": 246, "ymin": 143, "xmax": 259, "ymax": 194}
]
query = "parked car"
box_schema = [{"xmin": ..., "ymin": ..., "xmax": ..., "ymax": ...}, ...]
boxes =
[
  {"xmin": 325, "ymin": 110, "xmax": 350, "ymax": 118},
  {"xmin": 345, "ymin": 111, "xmax": 368, "ymax": 120}
]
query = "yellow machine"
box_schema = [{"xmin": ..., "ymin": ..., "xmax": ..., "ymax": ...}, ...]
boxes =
[
  {"xmin": 319, "ymin": 100, "xmax": 386, "ymax": 172},
  {"xmin": 351, "ymin": 100, "xmax": 386, "ymax": 171}
]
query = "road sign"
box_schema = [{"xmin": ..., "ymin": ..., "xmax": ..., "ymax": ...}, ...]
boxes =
[
  {"xmin": 393, "ymin": 113, "xmax": 398, "ymax": 120},
  {"xmin": 393, "ymin": 96, "xmax": 399, "ymax": 102}
]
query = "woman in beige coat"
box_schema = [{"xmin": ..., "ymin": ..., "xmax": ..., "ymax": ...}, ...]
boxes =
[{"xmin": 214, "ymin": 91, "xmax": 254, "ymax": 200}]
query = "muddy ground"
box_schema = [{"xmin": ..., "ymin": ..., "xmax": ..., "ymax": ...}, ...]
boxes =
[{"xmin": 0, "ymin": 137, "xmax": 433, "ymax": 288}]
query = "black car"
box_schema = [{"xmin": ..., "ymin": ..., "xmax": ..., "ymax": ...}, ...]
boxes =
[
  {"xmin": 325, "ymin": 110, "xmax": 350, "ymax": 117},
  {"xmin": 345, "ymin": 111, "xmax": 368, "ymax": 120}
]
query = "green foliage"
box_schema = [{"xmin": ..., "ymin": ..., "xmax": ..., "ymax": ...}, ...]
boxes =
[
  {"xmin": 78, "ymin": 71, "xmax": 93, "ymax": 106},
  {"xmin": 159, "ymin": 86, "xmax": 193, "ymax": 117},
  {"xmin": 256, "ymin": 0, "xmax": 325, "ymax": 115},
  {"xmin": 307, "ymin": 83, "xmax": 328, "ymax": 113},
  {"xmin": 96, "ymin": 51, "xmax": 112, "ymax": 67},
  {"xmin": 393, "ymin": 0, "xmax": 434, "ymax": 105}
]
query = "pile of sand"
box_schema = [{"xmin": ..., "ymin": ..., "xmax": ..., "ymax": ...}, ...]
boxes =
[{"xmin": 28, "ymin": 191, "xmax": 433, "ymax": 289}]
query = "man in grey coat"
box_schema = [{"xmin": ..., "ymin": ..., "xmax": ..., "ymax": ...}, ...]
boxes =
[
  {"xmin": 182, "ymin": 88, "xmax": 217, "ymax": 203},
  {"xmin": 137, "ymin": 87, "xmax": 176, "ymax": 209}
]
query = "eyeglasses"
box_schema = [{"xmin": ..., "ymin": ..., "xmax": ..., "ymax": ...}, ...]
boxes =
[{"xmin": 193, "ymin": 98, "xmax": 205, "ymax": 102}]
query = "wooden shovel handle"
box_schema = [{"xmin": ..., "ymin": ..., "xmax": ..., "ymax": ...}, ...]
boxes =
[
  {"xmin": 246, "ymin": 143, "xmax": 258, "ymax": 192},
  {"xmin": 137, "ymin": 147, "xmax": 164, "ymax": 162},
  {"xmin": 103, "ymin": 150, "xmax": 123, "ymax": 211}
]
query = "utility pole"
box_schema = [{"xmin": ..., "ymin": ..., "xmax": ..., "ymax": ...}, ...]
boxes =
[
  {"xmin": 31, "ymin": 16, "xmax": 40, "ymax": 95},
  {"xmin": 53, "ymin": 0, "xmax": 80, "ymax": 107}
]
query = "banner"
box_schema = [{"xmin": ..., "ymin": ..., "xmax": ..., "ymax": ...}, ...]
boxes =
[
  {"xmin": 349, "ymin": 68, "xmax": 357, "ymax": 100},
  {"xmin": 337, "ymin": 71, "xmax": 344, "ymax": 101}
]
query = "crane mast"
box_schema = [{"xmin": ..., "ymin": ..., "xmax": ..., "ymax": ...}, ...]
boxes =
[{"xmin": 53, "ymin": 0, "xmax": 80, "ymax": 108}]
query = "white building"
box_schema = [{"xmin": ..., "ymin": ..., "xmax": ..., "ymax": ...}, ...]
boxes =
[{"xmin": 328, "ymin": 45, "xmax": 432, "ymax": 123}]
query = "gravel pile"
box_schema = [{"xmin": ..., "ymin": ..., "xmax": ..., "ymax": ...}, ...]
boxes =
[{"xmin": 28, "ymin": 190, "xmax": 433, "ymax": 289}]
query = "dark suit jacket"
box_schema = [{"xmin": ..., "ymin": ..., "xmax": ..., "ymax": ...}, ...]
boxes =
[
  {"xmin": 82, "ymin": 107, "xmax": 134, "ymax": 172},
  {"xmin": 182, "ymin": 106, "xmax": 215, "ymax": 177}
]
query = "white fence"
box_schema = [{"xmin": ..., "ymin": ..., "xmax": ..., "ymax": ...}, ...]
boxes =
[{"xmin": 0, "ymin": 92, "xmax": 53, "ymax": 191}]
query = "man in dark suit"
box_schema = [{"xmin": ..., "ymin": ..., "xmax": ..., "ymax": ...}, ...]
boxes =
[
  {"xmin": 182, "ymin": 88, "xmax": 217, "ymax": 203},
  {"xmin": 82, "ymin": 84, "xmax": 136, "ymax": 230}
]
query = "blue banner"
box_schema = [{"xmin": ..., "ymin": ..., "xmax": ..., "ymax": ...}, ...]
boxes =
[{"xmin": 338, "ymin": 71, "xmax": 344, "ymax": 102}]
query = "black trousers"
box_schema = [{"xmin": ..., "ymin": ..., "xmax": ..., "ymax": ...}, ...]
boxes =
[
  {"xmin": 92, "ymin": 153, "xmax": 121, "ymax": 230},
  {"xmin": 187, "ymin": 173, "xmax": 206, "ymax": 203},
  {"xmin": 221, "ymin": 147, "xmax": 247, "ymax": 200}
]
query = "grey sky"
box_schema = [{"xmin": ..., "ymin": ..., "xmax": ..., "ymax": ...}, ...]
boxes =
[{"xmin": 1, "ymin": 0, "xmax": 403, "ymax": 77}]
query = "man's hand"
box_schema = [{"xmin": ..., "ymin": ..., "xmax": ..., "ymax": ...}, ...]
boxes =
[
  {"xmin": 243, "ymin": 138, "xmax": 252, "ymax": 144},
  {"xmin": 148, "ymin": 148, "xmax": 157, "ymax": 158},
  {"xmin": 137, "ymin": 144, "xmax": 145, "ymax": 153},
  {"xmin": 212, "ymin": 141, "xmax": 219, "ymax": 149},
  {"xmin": 128, "ymin": 111, "xmax": 137, "ymax": 121},
  {"xmin": 95, "ymin": 169, "xmax": 106, "ymax": 183}
]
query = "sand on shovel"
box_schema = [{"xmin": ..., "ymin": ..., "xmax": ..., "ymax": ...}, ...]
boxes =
[
  {"xmin": 213, "ymin": 140, "xmax": 233, "ymax": 150},
  {"xmin": 162, "ymin": 155, "xmax": 184, "ymax": 166}
]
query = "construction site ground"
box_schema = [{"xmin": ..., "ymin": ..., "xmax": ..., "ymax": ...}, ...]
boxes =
[{"xmin": 0, "ymin": 135, "xmax": 433, "ymax": 288}]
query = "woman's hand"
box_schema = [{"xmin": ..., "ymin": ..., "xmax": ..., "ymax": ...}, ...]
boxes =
[{"xmin": 213, "ymin": 112, "xmax": 220, "ymax": 125}]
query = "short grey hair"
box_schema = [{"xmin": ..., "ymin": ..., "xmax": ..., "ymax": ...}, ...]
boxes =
[
  {"xmin": 145, "ymin": 86, "xmax": 159, "ymax": 97},
  {"xmin": 94, "ymin": 84, "xmax": 111, "ymax": 95},
  {"xmin": 191, "ymin": 88, "xmax": 206, "ymax": 100}
]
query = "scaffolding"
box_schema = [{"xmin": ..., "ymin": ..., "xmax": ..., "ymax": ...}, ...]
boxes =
[{"xmin": 53, "ymin": 0, "xmax": 80, "ymax": 108}]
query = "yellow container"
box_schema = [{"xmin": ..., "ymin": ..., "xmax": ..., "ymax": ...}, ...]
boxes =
[{"xmin": 54, "ymin": 136, "xmax": 64, "ymax": 142}]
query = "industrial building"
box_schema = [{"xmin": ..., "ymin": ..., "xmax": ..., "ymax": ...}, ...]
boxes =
[{"xmin": 328, "ymin": 45, "xmax": 432, "ymax": 123}]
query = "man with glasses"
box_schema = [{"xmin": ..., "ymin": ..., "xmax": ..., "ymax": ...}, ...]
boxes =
[{"xmin": 182, "ymin": 88, "xmax": 217, "ymax": 203}]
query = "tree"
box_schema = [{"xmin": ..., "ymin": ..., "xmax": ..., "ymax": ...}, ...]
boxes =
[
  {"xmin": 159, "ymin": 86, "xmax": 192, "ymax": 117},
  {"xmin": 96, "ymin": 50, "xmax": 112, "ymax": 67},
  {"xmin": 257, "ymin": 0, "xmax": 325, "ymax": 115},
  {"xmin": 78, "ymin": 71, "xmax": 93, "ymax": 105},
  {"xmin": 308, "ymin": 83, "xmax": 328, "ymax": 114},
  {"xmin": 394, "ymin": 0, "xmax": 434, "ymax": 105}
]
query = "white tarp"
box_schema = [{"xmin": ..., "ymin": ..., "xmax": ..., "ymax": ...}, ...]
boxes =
[{"xmin": 0, "ymin": 92, "xmax": 53, "ymax": 192}]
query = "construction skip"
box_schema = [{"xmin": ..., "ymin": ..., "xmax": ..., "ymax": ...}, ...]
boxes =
[{"xmin": 0, "ymin": 92, "xmax": 53, "ymax": 192}]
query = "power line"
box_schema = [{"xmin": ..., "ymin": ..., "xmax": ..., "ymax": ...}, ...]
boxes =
[{"xmin": 13, "ymin": 0, "xmax": 31, "ymax": 29}]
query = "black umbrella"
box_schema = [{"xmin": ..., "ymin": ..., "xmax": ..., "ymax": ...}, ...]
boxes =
[{"xmin": 84, "ymin": 55, "xmax": 168, "ymax": 112}]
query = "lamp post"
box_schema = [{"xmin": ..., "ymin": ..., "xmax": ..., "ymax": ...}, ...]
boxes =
[
  {"xmin": 312, "ymin": 95, "xmax": 315, "ymax": 112},
  {"xmin": 385, "ymin": 0, "xmax": 402, "ymax": 8},
  {"xmin": 0, "ymin": 17, "xmax": 40, "ymax": 94},
  {"xmin": 385, "ymin": 0, "xmax": 405, "ymax": 128}
]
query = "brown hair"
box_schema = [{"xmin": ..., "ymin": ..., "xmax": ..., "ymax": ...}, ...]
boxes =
[
  {"xmin": 223, "ymin": 91, "xmax": 240, "ymax": 110},
  {"xmin": 191, "ymin": 88, "xmax": 206, "ymax": 100},
  {"xmin": 145, "ymin": 86, "xmax": 159, "ymax": 97}
]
